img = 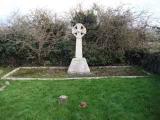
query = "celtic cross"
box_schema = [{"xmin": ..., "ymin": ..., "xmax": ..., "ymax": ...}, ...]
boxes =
[
  {"xmin": 68, "ymin": 23, "xmax": 90, "ymax": 74},
  {"xmin": 72, "ymin": 23, "xmax": 86, "ymax": 58}
]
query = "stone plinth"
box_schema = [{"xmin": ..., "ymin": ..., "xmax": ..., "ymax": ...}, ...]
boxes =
[
  {"xmin": 68, "ymin": 23, "xmax": 90, "ymax": 75},
  {"xmin": 68, "ymin": 58, "xmax": 90, "ymax": 74}
]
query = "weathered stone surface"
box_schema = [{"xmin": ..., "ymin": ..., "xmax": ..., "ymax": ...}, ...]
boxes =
[
  {"xmin": 79, "ymin": 101, "xmax": 88, "ymax": 108},
  {"xmin": 68, "ymin": 23, "xmax": 90, "ymax": 75},
  {"xmin": 58, "ymin": 95, "xmax": 68, "ymax": 104},
  {"xmin": 68, "ymin": 58, "xmax": 90, "ymax": 74},
  {"xmin": 72, "ymin": 23, "xmax": 86, "ymax": 58}
]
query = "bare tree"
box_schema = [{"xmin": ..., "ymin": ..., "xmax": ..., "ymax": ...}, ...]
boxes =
[{"xmin": 7, "ymin": 9, "xmax": 68, "ymax": 65}]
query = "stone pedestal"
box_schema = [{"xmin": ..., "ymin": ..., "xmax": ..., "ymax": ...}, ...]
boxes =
[
  {"xmin": 68, "ymin": 58, "xmax": 90, "ymax": 74},
  {"xmin": 68, "ymin": 23, "xmax": 90, "ymax": 75}
]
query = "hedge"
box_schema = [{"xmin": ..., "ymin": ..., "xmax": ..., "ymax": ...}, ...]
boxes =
[{"xmin": 125, "ymin": 49, "xmax": 160, "ymax": 74}]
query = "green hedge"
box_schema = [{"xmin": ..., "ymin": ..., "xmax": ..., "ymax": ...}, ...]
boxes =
[
  {"xmin": 125, "ymin": 49, "xmax": 160, "ymax": 74},
  {"xmin": 143, "ymin": 53, "xmax": 160, "ymax": 74}
]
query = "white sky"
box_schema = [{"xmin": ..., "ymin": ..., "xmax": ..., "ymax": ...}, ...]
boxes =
[{"xmin": 0, "ymin": 0, "xmax": 160, "ymax": 25}]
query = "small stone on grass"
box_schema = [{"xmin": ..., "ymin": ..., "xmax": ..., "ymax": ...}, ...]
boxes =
[
  {"xmin": 58, "ymin": 95, "xmax": 68, "ymax": 105},
  {"xmin": 5, "ymin": 81, "xmax": 10, "ymax": 86},
  {"xmin": 79, "ymin": 101, "xmax": 88, "ymax": 108}
]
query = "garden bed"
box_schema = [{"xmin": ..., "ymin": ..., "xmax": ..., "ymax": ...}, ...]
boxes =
[{"xmin": 2, "ymin": 66, "xmax": 149, "ymax": 80}]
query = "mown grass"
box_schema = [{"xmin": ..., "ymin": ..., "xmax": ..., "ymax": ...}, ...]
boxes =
[{"xmin": 0, "ymin": 74, "xmax": 160, "ymax": 120}]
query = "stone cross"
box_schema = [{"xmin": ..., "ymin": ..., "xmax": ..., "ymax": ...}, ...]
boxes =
[
  {"xmin": 72, "ymin": 23, "xmax": 86, "ymax": 58},
  {"xmin": 68, "ymin": 23, "xmax": 90, "ymax": 74}
]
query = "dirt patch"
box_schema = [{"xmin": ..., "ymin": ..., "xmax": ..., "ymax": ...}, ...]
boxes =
[
  {"xmin": 9, "ymin": 66, "xmax": 148, "ymax": 78},
  {"xmin": 0, "ymin": 70, "xmax": 3, "ymax": 75}
]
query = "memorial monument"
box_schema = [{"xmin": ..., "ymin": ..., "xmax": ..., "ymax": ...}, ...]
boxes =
[{"xmin": 68, "ymin": 23, "xmax": 90, "ymax": 74}]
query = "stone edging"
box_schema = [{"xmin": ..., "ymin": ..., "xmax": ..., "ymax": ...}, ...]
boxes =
[
  {"xmin": 1, "ymin": 66, "xmax": 149, "ymax": 81},
  {"xmin": 3, "ymin": 76, "xmax": 148, "ymax": 81},
  {"xmin": 1, "ymin": 67, "xmax": 20, "ymax": 80}
]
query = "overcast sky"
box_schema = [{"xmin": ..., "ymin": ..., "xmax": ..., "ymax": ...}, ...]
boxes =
[{"xmin": 0, "ymin": 0, "xmax": 160, "ymax": 25}]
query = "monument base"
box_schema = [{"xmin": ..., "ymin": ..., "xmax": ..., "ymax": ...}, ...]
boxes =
[{"xmin": 68, "ymin": 58, "xmax": 90, "ymax": 75}]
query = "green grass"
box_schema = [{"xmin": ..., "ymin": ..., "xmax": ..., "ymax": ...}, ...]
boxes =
[
  {"xmin": 0, "ymin": 75, "xmax": 160, "ymax": 120},
  {"xmin": 11, "ymin": 66, "xmax": 147, "ymax": 78}
]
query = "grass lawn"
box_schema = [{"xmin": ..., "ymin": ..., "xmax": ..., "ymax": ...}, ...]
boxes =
[{"xmin": 0, "ymin": 68, "xmax": 160, "ymax": 120}]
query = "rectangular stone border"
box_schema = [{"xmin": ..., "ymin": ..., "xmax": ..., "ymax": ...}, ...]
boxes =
[
  {"xmin": 1, "ymin": 67, "xmax": 20, "ymax": 79},
  {"xmin": 1, "ymin": 66, "xmax": 150, "ymax": 80}
]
